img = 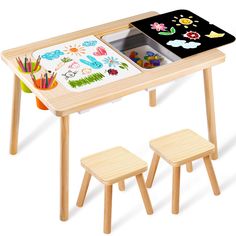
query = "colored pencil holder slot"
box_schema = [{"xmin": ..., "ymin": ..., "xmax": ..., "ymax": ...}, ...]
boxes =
[
  {"xmin": 18, "ymin": 62, "xmax": 41, "ymax": 93},
  {"xmin": 20, "ymin": 81, "xmax": 32, "ymax": 93},
  {"xmin": 34, "ymin": 78, "xmax": 58, "ymax": 110}
]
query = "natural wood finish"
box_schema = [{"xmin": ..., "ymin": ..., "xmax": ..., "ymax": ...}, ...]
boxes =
[
  {"xmin": 150, "ymin": 129, "xmax": 215, "ymax": 166},
  {"xmin": 10, "ymin": 74, "xmax": 21, "ymax": 155},
  {"xmin": 118, "ymin": 181, "xmax": 125, "ymax": 191},
  {"xmin": 81, "ymin": 147, "xmax": 147, "ymax": 184},
  {"xmin": 60, "ymin": 116, "xmax": 69, "ymax": 221},
  {"xmin": 104, "ymin": 185, "xmax": 112, "ymax": 234},
  {"xmin": 77, "ymin": 171, "xmax": 91, "ymax": 207},
  {"xmin": 149, "ymin": 90, "xmax": 157, "ymax": 107},
  {"xmin": 203, "ymin": 156, "xmax": 220, "ymax": 195},
  {"xmin": 1, "ymin": 12, "xmax": 225, "ymax": 117},
  {"xmin": 186, "ymin": 162, "xmax": 193, "ymax": 172},
  {"xmin": 204, "ymin": 68, "xmax": 218, "ymax": 160},
  {"xmin": 172, "ymin": 166, "xmax": 181, "ymax": 214},
  {"xmin": 146, "ymin": 153, "xmax": 160, "ymax": 188},
  {"xmin": 136, "ymin": 174, "xmax": 153, "ymax": 215}
]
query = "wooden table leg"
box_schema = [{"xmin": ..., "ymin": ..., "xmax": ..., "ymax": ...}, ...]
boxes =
[
  {"xmin": 149, "ymin": 90, "xmax": 157, "ymax": 107},
  {"xmin": 118, "ymin": 181, "xmax": 125, "ymax": 191},
  {"xmin": 10, "ymin": 74, "xmax": 21, "ymax": 155},
  {"xmin": 60, "ymin": 116, "xmax": 69, "ymax": 221},
  {"xmin": 203, "ymin": 68, "xmax": 218, "ymax": 160},
  {"xmin": 186, "ymin": 162, "xmax": 193, "ymax": 172}
]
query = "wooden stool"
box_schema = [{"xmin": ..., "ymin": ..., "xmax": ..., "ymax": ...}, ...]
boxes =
[
  {"xmin": 77, "ymin": 147, "xmax": 153, "ymax": 234},
  {"xmin": 146, "ymin": 129, "xmax": 220, "ymax": 214}
]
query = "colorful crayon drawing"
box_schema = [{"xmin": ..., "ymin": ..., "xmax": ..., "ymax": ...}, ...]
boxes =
[
  {"xmin": 64, "ymin": 44, "xmax": 86, "ymax": 56},
  {"xmin": 158, "ymin": 27, "xmax": 176, "ymax": 36},
  {"xmin": 42, "ymin": 50, "xmax": 64, "ymax": 60},
  {"xmin": 119, "ymin": 62, "xmax": 129, "ymax": 70},
  {"xmin": 205, "ymin": 31, "xmax": 225, "ymax": 38},
  {"xmin": 107, "ymin": 69, "xmax": 118, "ymax": 75},
  {"xmin": 103, "ymin": 56, "xmax": 120, "ymax": 67},
  {"xmin": 167, "ymin": 39, "xmax": 201, "ymax": 49},
  {"xmin": 81, "ymin": 68, "xmax": 92, "ymax": 75},
  {"xmin": 93, "ymin": 46, "xmax": 107, "ymax": 56},
  {"xmin": 55, "ymin": 57, "xmax": 73, "ymax": 71},
  {"xmin": 62, "ymin": 70, "xmax": 78, "ymax": 80},
  {"xmin": 183, "ymin": 31, "xmax": 201, "ymax": 40},
  {"xmin": 32, "ymin": 35, "xmax": 141, "ymax": 92},
  {"xmin": 82, "ymin": 40, "xmax": 97, "ymax": 47},
  {"xmin": 150, "ymin": 22, "xmax": 167, "ymax": 31},
  {"xmin": 68, "ymin": 72, "xmax": 105, "ymax": 88},
  {"xmin": 80, "ymin": 55, "xmax": 103, "ymax": 69},
  {"xmin": 172, "ymin": 14, "xmax": 199, "ymax": 28},
  {"xmin": 68, "ymin": 61, "xmax": 80, "ymax": 69}
]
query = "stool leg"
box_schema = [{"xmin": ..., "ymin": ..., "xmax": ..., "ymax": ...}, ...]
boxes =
[
  {"xmin": 146, "ymin": 153, "xmax": 160, "ymax": 188},
  {"xmin": 136, "ymin": 174, "xmax": 153, "ymax": 215},
  {"xmin": 172, "ymin": 166, "xmax": 181, "ymax": 214},
  {"xmin": 77, "ymin": 171, "xmax": 91, "ymax": 207},
  {"xmin": 104, "ymin": 185, "xmax": 112, "ymax": 234},
  {"xmin": 203, "ymin": 156, "xmax": 220, "ymax": 195},
  {"xmin": 186, "ymin": 162, "xmax": 193, "ymax": 172},
  {"xmin": 118, "ymin": 181, "xmax": 125, "ymax": 191}
]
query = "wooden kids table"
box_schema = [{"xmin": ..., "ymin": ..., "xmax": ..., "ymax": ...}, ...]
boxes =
[{"xmin": 1, "ymin": 11, "xmax": 231, "ymax": 221}]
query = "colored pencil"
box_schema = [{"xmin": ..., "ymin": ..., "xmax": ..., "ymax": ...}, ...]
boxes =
[
  {"xmin": 48, "ymin": 73, "xmax": 57, "ymax": 88},
  {"xmin": 45, "ymin": 73, "xmax": 48, "ymax": 88},
  {"xmin": 27, "ymin": 60, "xmax": 30, "ymax": 72},
  {"xmin": 40, "ymin": 74, "xmax": 43, "ymax": 89},
  {"xmin": 17, "ymin": 57, "xmax": 25, "ymax": 72},
  {"xmin": 34, "ymin": 56, "xmax": 41, "ymax": 71},
  {"xmin": 30, "ymin": 73, "xmax": 37, "ymax": 87},
  {"xmin": 24, "ymin": 57, "xmax": 28, "ymax": 72},
  {"xmin": 29, "ymin": 58, "xmax": 32, "ymax": 72},
  {"xmin": 16, "ymin": 58, "xmax": 25, "ymax": 72}
]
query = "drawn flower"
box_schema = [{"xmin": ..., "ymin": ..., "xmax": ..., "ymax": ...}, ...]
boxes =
[
  {"xmin": 150, "ymin": 22, "xmax": 167, "ymax": 31},
  {"xmin": 183, "ymin": 31, "xmax": 200, "ymax": 40},
  {"xmin": 42, "ymin": 50, "xmax": 64, "ymax": 60},
  {"xmin": 64, "ymin": 44, "xmax": 86, "ymax": 56},
  {"xmin": 103, "ymin": 56, "xmax": 120, "ymax": 67}
]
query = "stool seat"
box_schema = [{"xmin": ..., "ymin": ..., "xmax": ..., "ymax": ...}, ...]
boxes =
[
  {"xmin": 146, "ymin": 129, "xmax": 220, "ymax": 214},
  {"xmin": 81, "ymin": 146, "xmax": 147, "ymax": 184},
  {"xmin": 77, "ymin": 146, "xmax": 153, "ymax": 234},
  {"xmin": 150, "ymin": 129, "xmax": 215, "ymax": 166}
]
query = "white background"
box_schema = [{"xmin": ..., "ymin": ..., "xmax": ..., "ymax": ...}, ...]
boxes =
[{"xmin": 0, "ymin": 1, "xmax": 236, "ymax": 235}]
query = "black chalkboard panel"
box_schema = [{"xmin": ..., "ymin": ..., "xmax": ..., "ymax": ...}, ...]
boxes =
[{"xmin": 131, "ymin": 9, "xmax": 235, "ymax": 58}]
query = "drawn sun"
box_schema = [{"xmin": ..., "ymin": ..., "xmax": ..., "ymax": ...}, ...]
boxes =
[
  {"xmin": 172, "ymin": 15, "xmax": 199, "ymax": 28},
  {"xmin": 64, "ymin": 44, "xmax": 86, "ymax": 56}
]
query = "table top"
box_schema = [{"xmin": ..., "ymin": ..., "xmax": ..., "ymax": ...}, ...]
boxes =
[{"xmin": 1, "ymin": 11, "xmax": 225, "ymax": 117}]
